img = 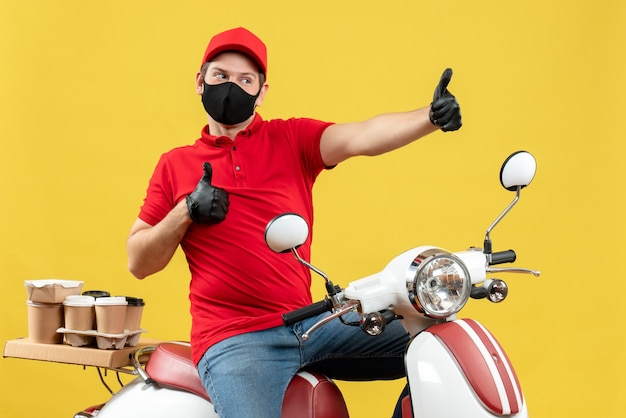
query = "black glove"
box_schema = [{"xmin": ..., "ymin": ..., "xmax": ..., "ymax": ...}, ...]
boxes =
[
  {"xmin": 430, "ymin": 68, "xmax": 462, "ymax": 132},
  {"xmin": 186, "ymin": 162, "xmax": 229, "ymax": 224}
]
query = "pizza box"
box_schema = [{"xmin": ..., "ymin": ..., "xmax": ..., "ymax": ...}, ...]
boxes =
[{"xmin": 3, "ymin": 337, "xmax": 163, "ymax": 369}]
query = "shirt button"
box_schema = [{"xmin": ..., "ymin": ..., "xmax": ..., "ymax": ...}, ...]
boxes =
[{"xmin": 235, "ymin": 166, "xmax": 241, "ymax": 171}]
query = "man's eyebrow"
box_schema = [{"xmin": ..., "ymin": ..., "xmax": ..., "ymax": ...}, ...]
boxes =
[{"xmin": 211, "ymin": 66, "xmax": 257, "ymax": 77}]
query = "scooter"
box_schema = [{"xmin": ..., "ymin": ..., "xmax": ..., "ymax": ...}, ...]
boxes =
[{"xmin": 76, "ymin": 150, "xmax": 539, "ymax": 418}]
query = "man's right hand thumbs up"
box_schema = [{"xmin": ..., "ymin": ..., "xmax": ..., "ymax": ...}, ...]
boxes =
[{"xmin": 186, "ymin": 162, "xmax": 230, "ymax": 224}]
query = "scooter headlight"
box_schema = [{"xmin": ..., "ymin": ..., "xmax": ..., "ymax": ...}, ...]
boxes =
[{"xmin": 407, "ymin": 249, "xmax": 471, "ymax": 318}]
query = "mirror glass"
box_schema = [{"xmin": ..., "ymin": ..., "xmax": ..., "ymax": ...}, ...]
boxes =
[
  {"xmin": 500, "ymin": 151, "xmax": 537, "ymax": 191},
  {"xmin": 264, "ymin": 213, "xmax": 309, "ymax": 253}
]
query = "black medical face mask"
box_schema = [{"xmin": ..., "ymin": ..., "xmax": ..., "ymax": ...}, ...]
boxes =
[{"xmin": 201, "ymin": 81, "xmax": 260, "ymax": 126}]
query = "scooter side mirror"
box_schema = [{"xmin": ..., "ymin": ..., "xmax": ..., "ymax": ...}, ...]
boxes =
[
  {"xmin": 500, "ymin": 151, "xmax": 537, "ymax": 191},
  {"xmin": 264, "ymin": 213, "xmax": 310, "ymax": 253},
  {"xmin": 485, "ymin": 150, "xmax": 538, "ymax": 250}
]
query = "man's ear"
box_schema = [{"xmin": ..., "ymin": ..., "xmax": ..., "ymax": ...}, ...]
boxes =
[
  {"xmin": 255, "ymin": 83, "xmax": 269, "ymax": 107},
  {"xmin": 196, "ymin": 72, "xmax": 204, "ymax": 95}
]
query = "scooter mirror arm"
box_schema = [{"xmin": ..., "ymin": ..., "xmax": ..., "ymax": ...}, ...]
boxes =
[
  {"xmin": 291, "ymin": 248, "xmax": 328, "ymax": 284},
  {"xmin": 302, "ymin": 300, "xmax": 360, "ymax": 341},
  {"xmin": 485, "ymin": 186, "xmax": 521, "ymax": 242},
  {"xmin": 291, "ymin": 247, "xmax": 342, "ymax": 300},
  {"xmin": 484, "ymin": 186, "xmax": 521, "ymax": 258}
]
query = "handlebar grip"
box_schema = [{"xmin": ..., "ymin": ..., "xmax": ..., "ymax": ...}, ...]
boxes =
[
  {"xmin": 490, "ymin": 250, "xmax": 516, "ymax": 265},
  {"xmin": 282, "ymin": 299, "xmax": 333, "ymax": 326}
]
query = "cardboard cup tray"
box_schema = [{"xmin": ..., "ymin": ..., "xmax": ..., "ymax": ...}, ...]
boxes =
[{"xmin": 56, "ymin": 328, "xmax": 146, "ymax": 349}]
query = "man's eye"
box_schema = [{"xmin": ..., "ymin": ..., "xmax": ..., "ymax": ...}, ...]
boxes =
[{"xmin": 241, "ymin": 78, "xmax": 251, "ymax": 84}]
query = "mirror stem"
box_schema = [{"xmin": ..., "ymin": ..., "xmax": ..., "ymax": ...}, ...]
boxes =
[
  {"xmin": 291, "ymin": 248, "xmax": 342, "ymax": 298},
  {"xmin": 484, "ymin": 186, "xmax": 521, "ymax": 254},
  {"xmin": 291, "ymin": 248, "xmax": 329, "ymax": 283}
]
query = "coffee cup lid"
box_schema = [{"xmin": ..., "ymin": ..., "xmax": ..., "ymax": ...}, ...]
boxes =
[
  {"xmin": 120, "ymin": 296, "xmax": 145, "ymax": 306},
  {"xmin": 82, "ymin": 290, "xmax": 111, "ymax": 298},
  {"xmin": 63, "ymin": 295, "xmax": 95, "ymax": 307},
  {"xmin": 93, "ymin": 296, "xmax": 128, "ymax": 306}
]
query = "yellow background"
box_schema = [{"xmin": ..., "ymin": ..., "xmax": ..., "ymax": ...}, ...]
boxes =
[{"xmin": 1, "ymin": 0, "xmax": 624, "ymax": 417}]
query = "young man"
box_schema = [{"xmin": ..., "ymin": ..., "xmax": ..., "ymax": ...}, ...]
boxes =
[{"xmin": 127, "ymin": 27, "xmax": 461, "ymax": 418}]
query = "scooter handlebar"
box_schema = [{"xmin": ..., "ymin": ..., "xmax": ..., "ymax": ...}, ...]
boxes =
[
  {"xmin": 490, "ymin": 249, "xmax": 516, "ymax": 265},
  {"xmin": 282, "ymin": 298, "xmax": 333, "ymax": 326}
]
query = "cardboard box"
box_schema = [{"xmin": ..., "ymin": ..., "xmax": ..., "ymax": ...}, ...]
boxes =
[
  {"xmin": 3, "ymin": 338, "xmax": 162, "ymax": 369},
  {"xmin": 25, "ymin": 280, "xmax": 84, "ymax": 303}
]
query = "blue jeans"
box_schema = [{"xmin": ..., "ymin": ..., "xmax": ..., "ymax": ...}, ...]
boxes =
[{"xmin": 197, "ymin": 312, "xmax": 410, "ymax": 418}]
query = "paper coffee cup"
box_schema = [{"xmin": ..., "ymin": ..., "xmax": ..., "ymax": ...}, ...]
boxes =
[
  {"xmin": 94, "ymin": 296, "xmax": 128, "ymax": 335},
  {"xmin": 63, "ymin": 295, "xmax": 95, "ymax": 331},
  {"xmin": 122, "ymin": 297, "xmax": 145, "ymax": 331},
  {"xmin": 27, "ymin": 300, "xmax": 64, "ymax": 344}
]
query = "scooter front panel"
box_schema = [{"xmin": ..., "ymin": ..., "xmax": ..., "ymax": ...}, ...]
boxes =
[
  {"xmin": 406, "ymin": 319, "xmax": 526, "ymax": 417},
  {"xmin": 429, "ymin": 319, "xmax": 522, "ymax": 414}
]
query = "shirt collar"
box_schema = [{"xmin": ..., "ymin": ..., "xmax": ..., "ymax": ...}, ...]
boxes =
[{"xmin": 199, "ymin": 113, "xmax": 263, "ymax": 146}]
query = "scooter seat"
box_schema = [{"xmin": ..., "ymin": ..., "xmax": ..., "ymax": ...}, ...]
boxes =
[
  {"xmin": 145, "ymin": 342, "xmax": 210, "ymax": 401},
  {"xmin": 145, "ymin": 342, "xmax": 349, "ymax": 418},
  {"xmin": 283, "ymin": 370, "xmax": 349, "ymax": 418}
]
